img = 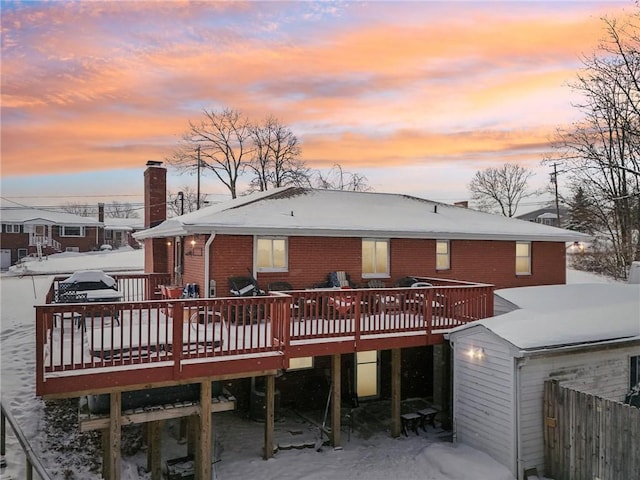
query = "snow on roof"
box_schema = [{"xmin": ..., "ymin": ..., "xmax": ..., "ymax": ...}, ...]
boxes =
[
  {"xmin": 451, "ymin": 284, "xmax": 640, "ymax": 351},
  {"xmin": 134, "ymin": 187, "xmax": 589, "ymax": 242},
  {"xmin": 102, "ymin": 217, "xmax": 144, "ymax": 231},
  {"xmin": 1, "ymin": 207, "xmax": 102, "ymax": 226}
]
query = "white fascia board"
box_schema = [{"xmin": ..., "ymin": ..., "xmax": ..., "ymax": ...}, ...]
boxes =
[{"xmin": 182, "ymin": 225, "xmax": 588, "ymax": 242}]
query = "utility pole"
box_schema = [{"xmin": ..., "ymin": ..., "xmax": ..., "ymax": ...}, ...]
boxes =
[
  {"xmin": 551, "ymin": 163, "xmax": 561, "ymax": 227},
  {"xmin": 197, "ymin": 145, "xmax": 201, "ymax": 210},
  {"xmin": 177, "ymin": 191, "xmax": 184, "ymax": 216}
]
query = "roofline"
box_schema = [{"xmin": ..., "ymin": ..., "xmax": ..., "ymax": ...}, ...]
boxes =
[
  {"xmin": 518, "ymin": 336, "xmax": 640, "ymax": 358},
  {"xmin": 135, "ymin": 224, "xmax": 588, "ymax": 242},
  {"xmin": 448, "ymin": 323, "xmax": 640, "ymax": 356}
]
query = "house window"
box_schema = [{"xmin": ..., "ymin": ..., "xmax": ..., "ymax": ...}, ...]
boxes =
[
  {"xmin": 362, "ymin": 239, "xmax": 389, "ymax": 278},
  {"xmin": 256, "ymin": 237, "xmax": 287, "ymax": 272},
  {"xmin": 17, "ymin": 248, "xmax": 27, "ymax": 259},
  {"xmin": 60, "ymin": 226, "xmax": 85, "ymax": 237},
  {"xmin": 436, "ymin": 240, "xmax": 450, "ymax": 270},
  {"xmin": 2, "ymin": 224, "xmax": 22, "ymax": 234},
  {"xmin": 35, "ymin": 225, "xmax": 46, "ymax": 236},
  {"xmin": 287, "ymin": 356, "xmax": 314, "ymax": 371},
  {"xmin": 515, "ymin": 242, "xmax": 531, "ymax": 275},
  {"xmin": 631, "ymin": 356, "xmax": 640, "ymax": 389}
]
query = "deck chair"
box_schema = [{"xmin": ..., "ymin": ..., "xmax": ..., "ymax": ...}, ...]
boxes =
[
  {"xmin": 228, "ymin": 276, "xmax": 263, "ymax": 297},
  {"xmin": 267, "ymin": 281, "xmax": 293, "ymax": 292},
  {"xmin": 367, "ymin": 280, "xmax": 386, "ymax": 288},
  {"xmin": 394, "ymin": 276, "xmax": 418, "ymax": 288},
  {"xmin": 328, "ymin": 271, "xmax": 352, "ymax": 288}
]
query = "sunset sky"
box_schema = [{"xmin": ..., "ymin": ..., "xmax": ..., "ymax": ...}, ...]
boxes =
[{"xmin": 1, "ymin": 0, "xmax": 635, "ymax": 213}]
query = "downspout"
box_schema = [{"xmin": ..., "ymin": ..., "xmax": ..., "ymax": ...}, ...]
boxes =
[
  {"xmin": 515, "ymin": 356, "xmax": 529, "ymax": 480},
  {"xmin": 449, "ymin": 340, "xmax": 457, "ymax": 445},
  {"xmin": 204, "ymin": 233, "xmax": 216, "ymax": 298}
]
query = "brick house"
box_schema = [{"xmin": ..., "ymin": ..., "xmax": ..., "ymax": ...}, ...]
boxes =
[
  {"xmin": 134, "ymin": 163, "xmax": 588, "ymax": 297},
  {"xmin": 131, "ymin": 162, "xmax": 589, "ymax": 410},
  {"xmin": 0, "ymin": 207, "xmax": 103, "ymax": 269}
]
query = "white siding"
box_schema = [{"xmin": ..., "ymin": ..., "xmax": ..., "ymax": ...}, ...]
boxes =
[
  {"xmin": 453, "ymin": 328, "xmax": 516, "ymax": 475},
  {"xmin": 518, "ymin": 344, "xmax": 640, "ymax": 475}
]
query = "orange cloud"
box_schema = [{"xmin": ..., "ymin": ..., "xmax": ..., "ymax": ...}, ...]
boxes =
[{"xmin": 1, "ymin": 0, "xmax": 634, "ymax": 188}]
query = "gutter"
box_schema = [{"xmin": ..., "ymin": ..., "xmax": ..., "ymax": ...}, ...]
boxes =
[{"xmin": 204, "ymin": 233, "xmax": 216, "ymax": 298}]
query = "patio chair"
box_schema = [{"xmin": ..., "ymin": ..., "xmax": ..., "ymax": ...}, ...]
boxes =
[
  {"xmin": 367, "ymin": 280, "xmax": 386, "ymax": 288},
  {"xmin": 267, "ymin": 281, "xmax": 293, "ymax": 292},
  {"xmin": 228, "ymin": 276, "xmax": 264, "ymax": 297},
  {"xmin": 327, "ymin": 271, "xmax": 354, "ymax": 288},
  {"xmin": 394, "ymin": 276, "xmax": 418, "ymax": 288},
  {"xmin": 228, "ymin": 276, "xmax": 265, "ymax": 324}
]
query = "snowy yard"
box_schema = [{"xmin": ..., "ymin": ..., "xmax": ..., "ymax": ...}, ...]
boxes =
[{"xmin": 1, "ymin": 248, "xmax": 609, "ymax": 479}]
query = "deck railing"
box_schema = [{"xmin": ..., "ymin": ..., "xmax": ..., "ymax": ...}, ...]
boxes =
[{"xmin": 36, "ymin": 277, "xmax": 493, "ymax": 397}]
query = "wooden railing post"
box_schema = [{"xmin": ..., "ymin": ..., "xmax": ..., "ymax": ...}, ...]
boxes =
[
  {"xmin": 35, "ymin": 307, "xmax": 45, "ymax": 397},
  {"xmin": 172, "ymin": 302, "xmax": 183, "ymax": 376}
]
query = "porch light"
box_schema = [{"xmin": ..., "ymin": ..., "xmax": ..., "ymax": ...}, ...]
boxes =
[
  {"xmin": 167, "ymin": 241, "xmax": 172, "ymax": 246},
  {"xmin": 467, "ymin": 347, "xmax": 485, "ymax": 360},
  {"xmin": 190, "ymin": 239, "xmax": 196, "ymax": 246}
]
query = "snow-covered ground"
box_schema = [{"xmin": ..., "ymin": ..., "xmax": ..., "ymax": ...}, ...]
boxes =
[{"xmin": 3, "ymin": 248, "xmax": 611, "ymax": 479}]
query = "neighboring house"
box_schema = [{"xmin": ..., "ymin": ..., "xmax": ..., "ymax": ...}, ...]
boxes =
[
  {"xmin": 447, "ymin": 284, "xmax": 640, "ymax": 480},
  {"xmin": 0, "ymin": 207, "xmax": 103, "ymax": 269},
  {"xmin": 516, "ymin": 206, "xmax": 568, "ymax": 228},
  {"xmin": 102, "ymin": 217, "xmax": 144, "ymax": 249},
  {"xmin": 134, "ymin": 163, "xmax": 589, "ymax": 297}
]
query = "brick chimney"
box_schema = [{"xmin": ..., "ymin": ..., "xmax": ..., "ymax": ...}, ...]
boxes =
[{"xmin": 143, "ymin": 161, "xmax": 168, "ymax": 274}]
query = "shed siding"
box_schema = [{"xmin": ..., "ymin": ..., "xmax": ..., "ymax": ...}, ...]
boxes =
[
  {"xmin": 518, "ymin": 345, "xmax": 640, "ymax": 474},
  {"xmin": 453, "ymin": 330, "xmax": 516, "ymax": 474}
]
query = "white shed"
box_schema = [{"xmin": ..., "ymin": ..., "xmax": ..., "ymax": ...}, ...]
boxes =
[{"xmin": 447, "ymin": 283, "xmax": 640, "ymax": 479}]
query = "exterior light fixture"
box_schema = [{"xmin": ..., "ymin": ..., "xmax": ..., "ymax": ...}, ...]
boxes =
[{"xmin": 467, "ymin": 347, "xmax": 485, "ymax": 360}]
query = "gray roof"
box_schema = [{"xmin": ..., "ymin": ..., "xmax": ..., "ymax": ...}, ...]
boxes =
[
  {"xmin": 0, "ymin": 207, "xmax": 102, "ymax": 226},
  {"xmin": 134, "ymin": 187, "xmax": 590, "ymax": 242}
]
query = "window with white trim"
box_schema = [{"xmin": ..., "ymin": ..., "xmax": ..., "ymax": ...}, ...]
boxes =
[
  {"xmin": 60, "ymin": 226, "xmax": 85, "ymax": 237},
  {"xmin": 2, "ymin": 224, "xmax": 22, "ymax": 233},
  {"xmin": 362, "ymin": 239, "xmax": 389, "ymax": 277},
  {"xmin": 631, "ymin": 355, "xmax": 640, "ymax": 389},
  {"xmin": 256, "ymin": 237, "xmax": 287, "ymax": 272},
  {"xmin": 17, "ymin": 248, "xmax": 27, "ymax": 259},
  {"xmin": 436, "ymin": 240, "xmax": 450, "ymax": 270},
  {"xmin": 515, "ymin": 241, "xmax": 531, "ymax": 275}
]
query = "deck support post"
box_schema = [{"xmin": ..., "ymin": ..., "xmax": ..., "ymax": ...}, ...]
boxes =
[
  {"xmin": 263, "ymin": 374, "xmax": 275, "ymax": 459},
  {"xmin": 391, "ymin": 348, "xmax": 401, "ymax": 438},
  {"xmin": 187, "ymin": 416, "xmax": 196, "ymax": 457},
  {"xmin": 433, "ymin": 343, "xmax": 452, "ymax": 430},
  {"xmin": 107, "ymin": 391, "xmax": 121, "ymax": 480},
  {"xmin": 331, "ymin": 354, "xmax": 341, "ymax": 447},
  {"xmin": 196, "ymin": 381, "xmax": 212, "ymax": 480},
  {"xmin": 146, "ymin": 420, "xmax": 162, "ymax": 480}
]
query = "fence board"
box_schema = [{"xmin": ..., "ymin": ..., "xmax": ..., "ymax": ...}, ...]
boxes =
[{"xmin": 544, "ymin": 381, "xmax": 639, "ymax": 480}]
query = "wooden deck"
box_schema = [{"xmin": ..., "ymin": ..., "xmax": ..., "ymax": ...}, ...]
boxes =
[{"xmin": 36, "ymin": 275, "xmax": 494, "ymax": 398}]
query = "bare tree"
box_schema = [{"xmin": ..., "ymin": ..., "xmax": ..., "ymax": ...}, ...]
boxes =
[
  {"xmin": 169, "ymin": 108, "xmax": 252, "ymax": 199},
  {"xmin": 248, "ymin": 116, "xmax": 311, "ymax": 191},
  {"xmin": 61, "ymin": 203, "xmax": 93, "ymax": 217},
  {"xmin": 545, "ymin": 11, "xmax": 640, "ymax": 278},
  {"xmin": 106, "ymin": 202, "xmax": 139, "ymax": 218},
  {"xmin": 167, "ymin": 187, "xmax": 208, "ymax": 217},
  {"xmin": 468, "ymin": 163, "xmax": 535, "ymax": 217},
  {"xmin": 314, "ymin": 164, "xmax": 371, "ymax": 192}
]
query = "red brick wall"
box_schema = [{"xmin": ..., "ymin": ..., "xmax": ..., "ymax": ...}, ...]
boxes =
[
  {"xmin": 204, "ymin": 235, "xmax": 566, "ymax": 296},
  {"xmin": 1, "ymin": 226, "xmax": 103, "ymax": 265}
]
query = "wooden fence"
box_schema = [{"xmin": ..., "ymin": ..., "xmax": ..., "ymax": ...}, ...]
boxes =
[{"xmin": 543, "ymin": 380, "xmax": 640, "ymax": 480}]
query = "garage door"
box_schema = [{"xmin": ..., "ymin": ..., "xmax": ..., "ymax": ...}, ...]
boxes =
[{"xmin": 1, "ymin": 249, "xmax": 11, "ymax": 270}]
